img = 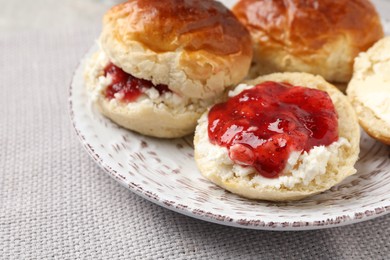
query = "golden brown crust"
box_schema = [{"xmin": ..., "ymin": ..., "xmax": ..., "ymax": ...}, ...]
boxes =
[
  {"xmin": 100, "ymin": 0, "xmax": 253, "ymax": 99},
  {"xmin": 105, "ymin": 0, "xmax": 252, "ymax": 56},
  {"xmin": 232, "ymin": 0, "xmax": 384, "ymax": 83},
  {"xmin": 233, "ymin": 0, "xmax": 382, "ymax": 55}
]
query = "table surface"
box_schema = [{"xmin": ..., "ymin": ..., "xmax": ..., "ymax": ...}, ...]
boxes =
[{"xmin": 1, "ymin": 0, "xmax": 390, "ymax": 259}]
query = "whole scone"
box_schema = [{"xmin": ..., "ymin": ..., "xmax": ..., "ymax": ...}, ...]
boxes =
[
  {"xmin": 347, "ymin": 36, "xmax": 390, "ymax": 145},
  {"xmin": 232, "ymin": 0, "xmax": 384, "ymax": 83},
  {"xmin": 194, "ymin": 73, "xmax": 360, "ymax": 201},
  {"xmin": 85, "ymin": 0, "xmax": 252, "ymax": 138}
]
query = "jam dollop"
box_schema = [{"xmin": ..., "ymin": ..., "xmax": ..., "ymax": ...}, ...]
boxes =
[
  {"xmin": 207, "ymin": 82, "xmax": 338, "ymax": 178},
  {"xmin": 104, "ymin": 63, "xmax": 170, "ymax": 102}
]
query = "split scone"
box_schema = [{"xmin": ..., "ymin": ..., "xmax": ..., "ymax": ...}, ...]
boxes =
[
  {"xmin": 347, "ymin": 36, "xmax": 390, "ymax": 145},
  {"xmin": 232, "ymin": 0, "xmax": 384, "ymax": 83},
  {"xmin": 84, "ymin": 0, "xmax": 252, "ymax": 138},
  {"xmin": 194, "ymin": 73, "xmax": 360, "ymax": 201}
]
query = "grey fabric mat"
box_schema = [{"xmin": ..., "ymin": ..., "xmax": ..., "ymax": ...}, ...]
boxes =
[{"xmin": 0, "ymin": 29, "xmax": 388, "ymax": 260}]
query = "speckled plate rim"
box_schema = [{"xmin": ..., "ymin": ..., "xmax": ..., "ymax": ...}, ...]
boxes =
[
  {"xmin": 69, "ymin": 42, "xmax": 390, "ymax": 231},
  {"xmin": 69, "ymin": 0, "xmax": 390, "ymax": 230}
]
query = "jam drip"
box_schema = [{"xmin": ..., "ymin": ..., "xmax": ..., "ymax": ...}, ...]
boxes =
[
  {"xmin": 104, "ymin": 63, "xmax": 170, "ymax": 102},
  {"xmin": 208, "ymin": 82, "xmax": 338, "ymax": 178}
]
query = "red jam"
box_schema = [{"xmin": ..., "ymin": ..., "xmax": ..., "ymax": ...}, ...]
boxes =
[
  {"xmin": 208, "ymin": 82, "xmax": 338, "ymax": 178},
  {"xmin": 103, "ymin": 63, "xmax": 170, "ymax": 102}
]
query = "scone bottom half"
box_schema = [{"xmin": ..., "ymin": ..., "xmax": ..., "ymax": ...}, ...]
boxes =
[
  {"xmin": 84, "ymin": 0, "xmax": 253, "ymax": 139},
  {"xmin": 347, "ymin": 36, "xmax": 390, "ymax": 145},
  {"xmin": 194, "ymin": 73, "xmax": 360, "ymax": 201}
]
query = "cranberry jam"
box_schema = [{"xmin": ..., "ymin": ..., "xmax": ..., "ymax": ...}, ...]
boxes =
[
  {"xmin": 207, "ymin": 82, "xmax": 338, "ymax": 178},
  {"xmin": 104, "ymin": 63, "xmax": 170, "ymax": 102}
]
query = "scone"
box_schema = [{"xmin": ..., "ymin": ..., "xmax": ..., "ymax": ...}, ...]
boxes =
[
  {"xmin": 84, "ymin": 0, "xmax": 252, "ymax": 138},
  {"xmin": 232, "ymin": 0, "xmax": 384, "ymax": 83},
  {"xmin": 347, "ymin": 37, "xmax": 390, "ymax": 145},
  {"xmin": 194, "ymin": 73, "xmax": 360, "ymax": 201}
]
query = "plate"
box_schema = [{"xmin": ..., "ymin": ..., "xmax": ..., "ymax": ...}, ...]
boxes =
[{"xmin": 70, "ymin": 0, "xmax": 390, "ymax": 230}]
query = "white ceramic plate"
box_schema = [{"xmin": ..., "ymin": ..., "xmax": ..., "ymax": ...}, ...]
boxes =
[{"xmin": 70, "ymin": 0, "xmax": 390, "ymax": 230}]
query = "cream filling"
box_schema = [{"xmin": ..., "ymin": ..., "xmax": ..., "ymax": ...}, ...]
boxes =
[
  {"xmin": 86, "ymin": 49, "xmax": 214, "ymax": 114},
  {"xmin": 353, "ymin": 50, "xmax": 390, "ymax": 125}
]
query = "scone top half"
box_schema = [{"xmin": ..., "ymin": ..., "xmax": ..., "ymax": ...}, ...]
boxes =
[
  {"xmin": 232, "ymin": 0, "xmax": 384, "ymax": 83},
  {"xmin": 194, "ymin": 73, "xmax": 360, "ymax": 201},
  {"xmin": 100, "ymin": 0, "xmax": 253, "ymax": 99}
]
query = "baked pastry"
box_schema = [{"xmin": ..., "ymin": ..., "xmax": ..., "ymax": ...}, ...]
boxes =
[
  {"xmin": 347, "ymin": 37, "xmax": 390, "ymax": 145},
  {"xmin": 85, "ymin": 51, "xmax": 212, "ymax": 138},
  {"xmin": 84, "ymin": 0, "xmax": 252, "ymax": 138},
  {"xmin": 232, "ymin": 0, "xmax": 384, "ymax": 83},
  {"xmin": 194, "ymin": 73, "xmax": 360, "ymax": 201}
]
